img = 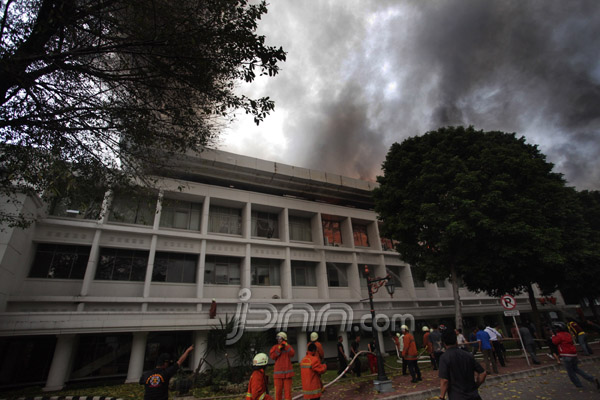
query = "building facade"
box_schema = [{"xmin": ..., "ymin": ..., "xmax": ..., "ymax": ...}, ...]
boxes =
[{"xmin": 0, "ymin": 149, "xmax": 563, "ymax": 390}]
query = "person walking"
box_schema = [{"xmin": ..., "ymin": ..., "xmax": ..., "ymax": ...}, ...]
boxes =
[
  {"xmin": 140, "ymin": 345, "xmax": 194, "ymax": 400},
  {"xmin": 397, "ymin": 331, "xmax": 408, "ymax": 375},
  {"xmin": 476, "ymin": 326, "xmax": 498, "ymax": 374},
  {"xmin": 518, "ymin": 324, "xmax": 540, "ymax": 364},
  {"xmin": 568, "ymin": 320, "xmax": 593, "ymax": 356},
  {"xmin": 484, "ymin": 325, "xmax": 506, "ymax": 367},
  {"xmin": 246, "ymin": 353, "xmax": 273, "ymax": 400},
  {"xmin": 430, "ymin": 324, "xmax": 444, "ymax": 369},
  {"xmin": 423, "ymin": 326, "xmax": 436, "ymax": 370},
  {"xmin": 438, "ymin": 329, "xmax": 487, "ymax": 400},
  {"xmin": 308, "ymin": 332, "xmax": 325, "ymax": 363},
  {"xmin": 455, "ymin": 328, "xmax": 466, "ymax": 350},
  {"xmin": 552, "ymin": 322, "xmax": 600, "ymax": 390},
  {"xmin": 350, "ymin": 335, "xmax": 362, "ymax": 377},
  {"xmin": 269, "ymin": 332, "xmax": 295, "ymax": 400},
  {"xmin": 401, "ymin": 324, "xmax": 422, "ymax": 383},
  {"xmin": 336, "ymin": 336, "xmax": 348, "ymax": 376},
  {"xmin": 300, "ymin": 343, "xmax": 327, "ymax": 399}
]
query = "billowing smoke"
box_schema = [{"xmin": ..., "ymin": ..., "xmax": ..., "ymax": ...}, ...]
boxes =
[{"xmin": 229, "ymin": 1, "xmax": 600, "ymax": 189}]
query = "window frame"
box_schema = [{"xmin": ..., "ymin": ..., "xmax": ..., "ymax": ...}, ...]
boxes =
[
  {"xmin": 352, "ymin": 223, "xmax": 370, "ymax": 247},
  {"xmin": 95, "ymin": 248, "xmax": 149, "ymax": 282},
  {"xmin": 152, "ymin": 252, "xmax": 198, "ymax": 283},
  {"xmin": 251, "ymin": 258, "xmax": 281, "ymax": 286},
  {"xmin": 326, "ymin": 262, "xmax": 349, "ymax": 287},
  {"xmin": 28, "ymin": 243, "xmax": 91, "ymax": 279},
  {"xmin": 251, "ymin": 211, "xmax": 279, "ymax": 239},
  {"xmin": 291, "ymin": 261, "xmax": 317, "ymax": 287},
  {"xmin": 204, "ymin": 256, "xmax": 241, "ymax": 285},
  {"xmin": 159, "ymin": 198, "xmax": 202, "ymax": 231},
  {"xmin": 322, "ymin": 215, "xmax": 343, "ymax": 246},
  {"xmin": 289, "ymin": 216, "xmax": 312, "ymax": 242},
  {"xmin": 208, "ymin": 205, "xmax": 242, "ymax": 235}
]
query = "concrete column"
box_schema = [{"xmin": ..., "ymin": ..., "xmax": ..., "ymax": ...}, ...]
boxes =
[
  {"xmin": 153, "ymin": 191, "xmax": 163, "ymax": 230},
  {"xmin": 369, "ymin": 222, "xmax": 382, "ymax": 251},
  {"xmin": 338, "ymin": 327, "xmax": 349, "ymax": 358},
  {"xmin": 196, "ymin": 240, "xmax": 207, "ymax": 311},
  {"xmin": 297, "ymin": 330, "xmax": 308, "ymax": 362},
  {"xmin": 243, "ymin": 202, "xmax": 251, "ymax": 239},
  {"xmin": 193, "ymin": 331, "xmax": 208, "ymax": 372},
  {"xmin": 242, "ymin": 244, "xmax": 252, "ymax": 289},
  {"xmin": 200, "ymin": 197, "xmax": 210, "ymax": 235},
  {"xmin": 125, "ymin": 332, "xmax": 148, "ymax": 383},
  {"xmin": 142, "ymin": 235, "xmax": 158, "ymax": 299},
  {"xmin": 316, "ymin": 254, "xmax": 329, "ymax": 300},
  {"xmin": 313, "ymin": 214, "xmax": 324, "ymax": 245},
  {"xmin": 281, "ymin": 208, "xmax": 289, "ymax": 242},
  {"xmin": 43, "ymin": 334, "xmax": 77, "ymax": 391},
  {"xmin": 341, "ymin": 217, "xmax": 353, "ymax": 248},
  {"xmin": 281, "ymin": 248, "xmax": 292, "ymax": 299},
  {"xmin": 348, "ymin": 254, "xmax": 361, "ymax": 299},
  {"xmin": 79, "ymin": 229, "xmax": 102, "ymax": 301}
]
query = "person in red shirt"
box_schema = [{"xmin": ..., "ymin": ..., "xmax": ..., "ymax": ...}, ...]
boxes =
[
  {"xmin": 246, "ymin": 353, "xmax": 273, "ymax": 400},
  {"xmin": 269, "ymin": 332, "xmax": 295, "ymax": 400},
  {"xmin": 552, "ymin": 322, "xmax": 599, "ymax": 389},
  {"xmin": 300, "ymin": 343, "xmax": 327, "ymax": 399}
]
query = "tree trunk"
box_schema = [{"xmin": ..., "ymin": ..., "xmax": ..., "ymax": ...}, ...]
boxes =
[
  {"xmin": 450, "ymin": 265, "xmax": 463, "ymax": 330},
  {"xmin": 526, "ymin": 284, "xmax": 543, "ymax": 339},
  {"xmin": 587, "ymin": 296, "xmax": 600, "ymax": 323}
]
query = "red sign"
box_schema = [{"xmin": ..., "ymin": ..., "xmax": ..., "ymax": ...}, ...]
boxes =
[{"xmin": 500, "ymin": 294, "xmax": 517, "ymax": 310}]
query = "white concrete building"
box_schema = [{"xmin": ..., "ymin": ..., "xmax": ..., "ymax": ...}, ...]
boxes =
[{"xmin": 0, "ymin": 149, "xmax": 562, "ymax": 390}]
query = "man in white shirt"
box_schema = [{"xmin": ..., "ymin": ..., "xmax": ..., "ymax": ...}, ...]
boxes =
[{"xmin": 484, "ymin": 325, "xmax": 505, "ymax": 367}]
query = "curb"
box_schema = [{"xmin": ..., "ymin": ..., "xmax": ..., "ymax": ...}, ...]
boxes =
[{"xmin": 379, "ymin": 356, "xmax": 600, "ymax": 400}]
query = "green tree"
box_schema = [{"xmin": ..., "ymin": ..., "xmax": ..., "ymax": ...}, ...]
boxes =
[
  {"xmin": 373, "ymin": 126, "xmax": 570, "ymax": 330},
  {"xmin": 0, "ymin": 0, "xmax": 285, "ymax": 227},
  {"xmin": 559, "ymin": 190, "xmax": 600, "ymax": 322}
]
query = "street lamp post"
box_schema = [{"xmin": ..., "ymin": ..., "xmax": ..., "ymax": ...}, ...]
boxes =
[{"xmin": 364, "ymin": 265, "xmax": 395, "ymax": 393}]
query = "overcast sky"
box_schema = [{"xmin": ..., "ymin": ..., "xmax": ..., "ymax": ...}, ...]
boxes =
[{"xmin": 220, "ymin": 0, "xmax": 600, "ymax": 190}]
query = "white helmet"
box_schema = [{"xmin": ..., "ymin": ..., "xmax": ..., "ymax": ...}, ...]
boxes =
[
  {"xmin": 401, "ymin": 324, "xmax": 409, "ymax": 332},
  {"xmin": 310, "ymin": 332, "xmax": 318, "ymax": 341},
  {"xmin": 253, "ymin": 353, "xmax": 268, "ymax": 366},
  {"xmin": 277, "ymin": 332, "xmax": 287, "ymax": 341},
  {"xmin": 396, "ymin": 332, "xmax": 401, "ymax": 337},
  {"xmin": 422, "ymin": 326, "xmax": 430, "ymax": 332}
]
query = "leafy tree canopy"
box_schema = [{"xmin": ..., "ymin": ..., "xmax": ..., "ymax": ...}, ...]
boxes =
[
  {"xmin": 0, "ymin": 0, "xmax": 286, "ymax": 227},
  {"xmin": 558, "ymin": 190, "xmax": 600, "ymax": 310},
  {"xmin": 373, "ymin": 126, "xmax": 570, "ymax": 298}
]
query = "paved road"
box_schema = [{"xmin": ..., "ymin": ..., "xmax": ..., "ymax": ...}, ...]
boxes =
[{"xmin": 478, "ymin": 359, "xmax": 600, "ymax": 399}]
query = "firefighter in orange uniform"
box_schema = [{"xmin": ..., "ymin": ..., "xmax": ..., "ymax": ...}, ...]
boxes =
[
  {"xmin": 308, "ymin": 332, "xmax": 325, "ymax": 362},
  {"xmin": 301, "ymin": 343, "xmax": 327, "ymax": 399},
  {"xmin": 269, "ymin": 332, "xmax": 295, "ymax": 400},
  {"xmin": 246, "ymin": 353, "xmax": 273, "ymax": 400}
]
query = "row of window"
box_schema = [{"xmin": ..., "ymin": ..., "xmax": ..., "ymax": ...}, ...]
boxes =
[
  {"xmin": 29, "ymin": 244, "xmax": 419, "ymax": 287},
  {"xmin": 51, "ymin": 193, "xmax": 397, "ymax": 249}
]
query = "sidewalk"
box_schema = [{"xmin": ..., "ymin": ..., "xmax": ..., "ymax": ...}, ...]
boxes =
[{"xmin": 314, "ymin": 343, "xmax": 600, "ymax": 400}]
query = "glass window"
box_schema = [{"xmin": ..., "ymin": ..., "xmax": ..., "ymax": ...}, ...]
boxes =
[
  {"xmin": 386, "ymin": 266, "xmax": 403, "ymax": 287},
  {"xmin": 108, "ymin": 190, "xmax": 156, "ymax": 226},
  {"xmin": 380, "ymin": 238, "xmax": 399, "ymax": 251},
  {"xmin": 326, "ymin": 262, "xmax": 348, "ymax": 287},
  {"xmin": 208, "ymin": 206, "xmax": 242, "ymax": 235},
  {"xmin": 29, "ymin": 243, "xmax": 90, "ymax": 279},
  {"xmin": 204, "ymin": 256, "xmax": 241, "ymax": 285},
  {"xmin": 251, "ymin": 211, "xmax": 279, "ymax": 238},
  {"xmin": 289, "ymin": 216, "xmax": 312, "ymax": 242},
  {"xmin": 251, "ymin": 258, "xmax": 281, "ymax": 286},
  {"xmin": 159, "ymin": 199, "xmax": 202, "ymax": 231},
  {"xmin": 291, "ymin": 261, "xmax": 317, "ymax": 286},
  {"xmin": 49, "ymin": 189, "xmax": 105, "ymax": 221},
  {"xmin": 152, "ymin": 252, "xmax": 197, "ymax": 283},
  {"xmin": 71, "ymin": 333, "xmax": 131, "ymax": 378},
  {"xmin": 322, "ymin": 214, "xmax": 343, "ymax": 246},
  {"xmin": 352, "ymin": 223, "xmax": 369, "ymax": 247},
  {"xmin": 95, "ymin": 248, "xmax": 148, "ymax": 281},
  {"xmin": 412, "ymin": 274, "xmax": 425, "ymax": 288}
]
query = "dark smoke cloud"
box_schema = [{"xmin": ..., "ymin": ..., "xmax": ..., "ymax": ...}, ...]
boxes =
[{"xmin": 230, "ymin": 1, "xmax": 600, "ymax": 190}]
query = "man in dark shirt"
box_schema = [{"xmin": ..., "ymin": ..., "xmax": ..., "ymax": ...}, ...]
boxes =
[
  {"xmin": 439, "ymin": 330, "xmax": 486, "ymax": 400},
  {"xmin": 350, "ymin": 335, "xmax": 361, "ymax": 377},
  {"xmin": 140, "ymin": 345, "xmax": 194, "ymax": 400},
  {"xmin": 337, "ymin": 335, "xmax": 348, "ymax": 375}
]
